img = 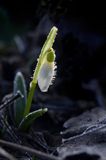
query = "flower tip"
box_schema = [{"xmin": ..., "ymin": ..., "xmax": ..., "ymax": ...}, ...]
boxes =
[
  {"xmin": 53, "ymin": 26, "xmax": 58, "ymax": 31},
  {"xmin": 51, "ymin": 26, "xmax": 58, "ymax": 34},
  {"xmin": 43, "ymin": 108, "xmax": 48, "ymax": 112},
  {"xmin": 40, "ymin": 87, "xmax": 48, "ymax": 92}
]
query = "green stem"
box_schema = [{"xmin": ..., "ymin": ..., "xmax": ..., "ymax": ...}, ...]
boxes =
[
  {"xmin": 24, "ymin": 82, "xmax": 36, "ymax": 117},
  {"xmin": 24, "ymin": 58, "xmax": 42, "ymax": 117}
]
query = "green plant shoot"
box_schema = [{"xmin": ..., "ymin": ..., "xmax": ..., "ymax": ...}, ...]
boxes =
[
  {"xmin": 24, "ymin": 26, "xmax": 58, "ymax": 117},
  {"xmin": 13, "ymin": 26, "xmax": 58, "ymax": 131}
]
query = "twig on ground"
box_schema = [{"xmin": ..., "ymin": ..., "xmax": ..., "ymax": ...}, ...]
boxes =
[
  {"xmin": 0, "ymin": 147, "xmax": 17, "ymax": 160},
  {"xmin": 0, "ymin": 91, "xmax": 23, "ymax": 111},
  {"xmin": 0, "ymin": 139, "xmax": 61, "ymax": 160}
]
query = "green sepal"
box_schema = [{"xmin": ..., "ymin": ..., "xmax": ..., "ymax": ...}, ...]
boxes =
[
  {"xmin": 47, "ymin": 48, "xmax": 55, "ymax": 62},
  {"xmin": 13, "ymin": 72, "xmax": 27, "ymax": 126},
  {"xmin": 19, "ymin": 108, "xmax": 48, "ymax": 132}
]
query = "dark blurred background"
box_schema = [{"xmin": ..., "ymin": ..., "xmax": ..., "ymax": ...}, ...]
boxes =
[{"xmin": 0, "ymin": 0, "xmax": 106, "ymax": 107}]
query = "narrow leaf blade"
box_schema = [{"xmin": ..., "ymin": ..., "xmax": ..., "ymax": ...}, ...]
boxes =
[
  {"xmin": 14, "ymin": 72, "xmax": 27, "ymax": 126},
  {"xmin": 19, "ymin": 108, "xmax": 48, "ymax": 132}
]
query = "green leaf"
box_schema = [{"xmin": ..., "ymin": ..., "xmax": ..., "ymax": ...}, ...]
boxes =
[
  {"xmin": 13, "ymin": 72, "xmax": 27, "ymax": 126},
  {"xmin": 19, "ymin": 108, "xmax": 48, "ymax": 132}
]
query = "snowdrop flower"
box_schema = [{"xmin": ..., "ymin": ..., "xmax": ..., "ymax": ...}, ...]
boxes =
[
  {"xmin": 37, "ymin": 48, "xmax": 57, "ymax": 92},
  {"xmin": 25, "ymin": 26, "xmax": 57, "ymax": 117}
]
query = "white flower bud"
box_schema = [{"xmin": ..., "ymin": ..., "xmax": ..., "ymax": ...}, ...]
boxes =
[{"xmin": 38, "ymin": 60, "xmax": 56, "ymax": 92}]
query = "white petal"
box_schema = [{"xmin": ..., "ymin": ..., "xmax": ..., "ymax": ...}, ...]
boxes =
[{"xmin": 38, "ymin": 62, "xmax": 55, "ymax": 92}]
